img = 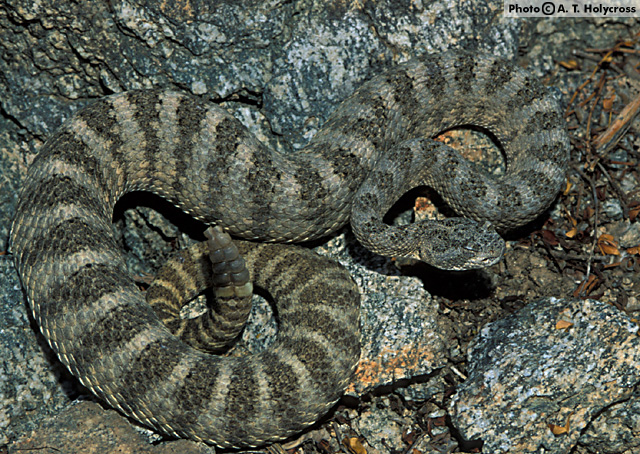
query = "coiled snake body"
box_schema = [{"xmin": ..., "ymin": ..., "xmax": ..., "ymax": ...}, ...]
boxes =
[{"xmin": 10, "ymin": 51, "xmax": 568, "ymax": 448}]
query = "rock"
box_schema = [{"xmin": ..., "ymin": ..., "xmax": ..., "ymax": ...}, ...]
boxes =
[
  {"xmin": 318, "ymin": 234, "xmax": 450, "ymax": 396},
  {"xmin": 578, "ymin": 392, "xmax": 640, "ymax": 453},
  {"xmin": 8, "ymin": 401, "xmax": 214, "ymax": 454},
  {"xmin": 0, "ymin": 256, "xmax": 72, "ymax": 445},
  {"xmin": 450, "ymin": 297, "xmax": 640, "ymax": 454}
]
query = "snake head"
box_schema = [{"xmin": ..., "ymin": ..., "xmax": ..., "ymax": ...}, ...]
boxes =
[{"xmin": 417, "ymin": 218, "xmax": 505, "ymax": 271}]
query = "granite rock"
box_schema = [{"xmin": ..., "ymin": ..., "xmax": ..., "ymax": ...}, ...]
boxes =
[{"xmin": 450, "ymin": 297, "xmax": 640, "ymax": 454}]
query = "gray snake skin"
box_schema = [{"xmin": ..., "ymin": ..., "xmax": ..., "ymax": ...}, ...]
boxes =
[{"xmin": 10, "ymin": 51, "xmax": 569, "ymax": 448}]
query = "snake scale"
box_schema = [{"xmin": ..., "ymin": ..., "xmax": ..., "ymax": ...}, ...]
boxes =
[{"xmin": 10, "ymin": 51, "xmax": 569, "ymax": 448}]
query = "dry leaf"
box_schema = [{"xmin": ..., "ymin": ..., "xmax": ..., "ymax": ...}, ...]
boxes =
[
  {"xmin": 598, "ymin": 233, "xmax": 620, "ymax": 256},
  {"xmin": 627, "ymin": 246, "xmax": 640, "ymax": 255},
  {"xmin": 549, "ymin": 412, "xmax": 573, "ymax": 435},
  {"xmin": 603, "ymin": 94, "xmax": 615, "ymax": 112},
  {"xmin": 344, "ymin": 437, "xmax": 367, "ymax": 454},
  {"xmin": 573, "ymin": 274, "xmax": 599, "ymax": 298},
  {"xmin": 564, "ymin": 211, "xmax": 578, "ymax": 238},
  {"xmin": 549, "ymin": 424, "xmax": 569, "ymax": 435},
  {"xmin": 559, "ymin": 59, "xmax": 580, "ymax": 70},
  {"xmin": 541, "ymin": 229, "xmax": 559, "ymax": 246},
  {"xmin": 556, "ymin": 320, "xmax": 574, "ymax": 330}
]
